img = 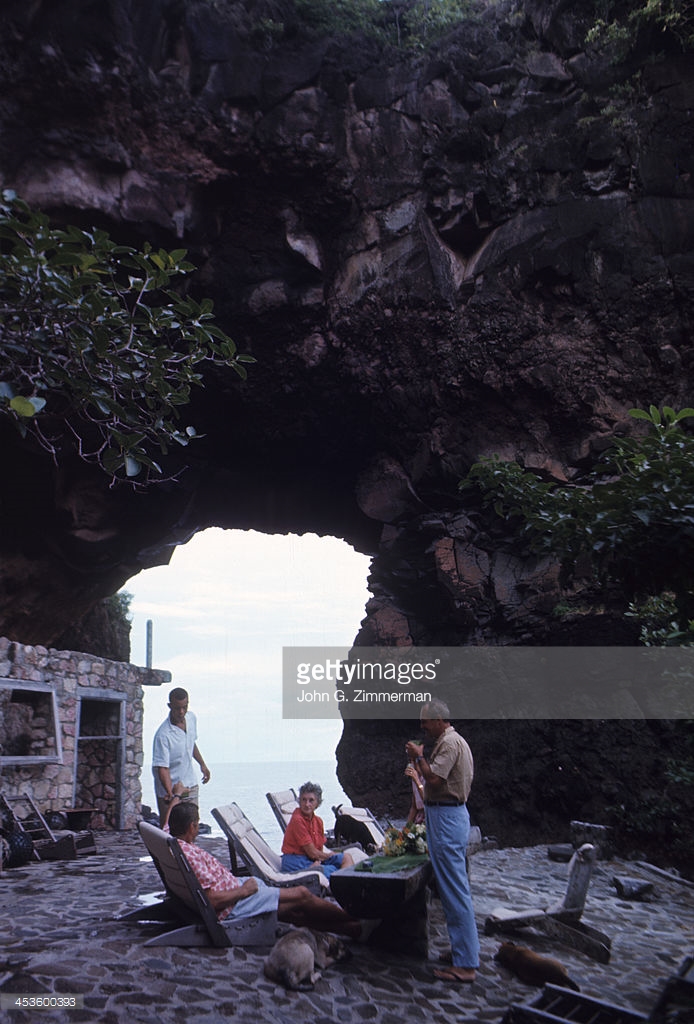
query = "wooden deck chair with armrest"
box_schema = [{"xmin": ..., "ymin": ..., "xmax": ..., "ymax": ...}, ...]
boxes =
[
  {"xmin": 120, "ymin": 821, "xmax": 277, "ymax": 947},
  {"xmin": 484, "ymin": 843, "xmax": 612, "ymax": 962},
  {"xmin": 211, "ymin": 803, "xmax": 329, "ymax": 894},
  {"xmin": 266, "ymin": 789, "xmax": 387, "ymax": 850}
]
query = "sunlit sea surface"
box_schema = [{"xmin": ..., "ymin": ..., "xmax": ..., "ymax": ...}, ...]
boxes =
[{"xmin": 142, "ymin": 759, "xmax": 351, "ymax": 842}]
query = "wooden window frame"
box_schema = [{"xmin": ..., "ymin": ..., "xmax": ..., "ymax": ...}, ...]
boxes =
[{"xmin": 0, "ymin": 679, "xmax": 63, "ymax": 766}]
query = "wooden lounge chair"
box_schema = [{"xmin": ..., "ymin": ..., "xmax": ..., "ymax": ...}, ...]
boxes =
[
  {"xmin": 266, "ymin": 789, "xmax": 387, "ymax": 849},
  {"xmin": 484, "ymin": 843, "xmax": 611, "ymax": 963},
  {"xmin": 504, "ymin": 954, "xmax": 694, "ymax": 1024},
  {"xmin": 212, "ymin": 803, "xmax": 329, "ymax": 893},
  {"xmin": 502, "ymin": 982, "xmax": 649, "ymax": 1024},
  {"xmin": 1, "ymin": 793, "xmax": 96, "ymax": 861},
  {"xmin": 265, "ymin": 788, "xmax": 300, "ymax": 832},
  {"xmin": 121, "ymin": 821, "xmax": 278, "ymax": 947},
  {"xmin": 265, "ymin": 788, "xmax": 343, "ymax": 850}
]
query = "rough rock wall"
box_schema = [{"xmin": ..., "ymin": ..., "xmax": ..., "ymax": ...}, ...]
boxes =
[
  {"xmin": 1, "ymin": 0, "xmax": 693, "ymax": 840},
  {"xmin": 54, "ymin": 597, "xmax": 132, "ymax": 663},
  {"xmin": 1, "ymin": 0, "xmax": 693, "ymax": 640},
  {"xmin": 336, "ymin": 717, "xmax": 692, "ymax": 851}
]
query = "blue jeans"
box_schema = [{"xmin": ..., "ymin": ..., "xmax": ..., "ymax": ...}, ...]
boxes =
[
  {"xmin": 425, "ymin": 804, "xmax": 480, "ymax": 968},
  {"xmin": 280, "ymin": 852, "xmax": 344, "ymax": 879}
]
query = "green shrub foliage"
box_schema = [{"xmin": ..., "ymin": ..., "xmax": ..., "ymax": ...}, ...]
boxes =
[
  {"xmin": 288, "ymin": 0, "xmax": 479, "ymax": 50},
  {"xmin": 586, "ymin": 0, "xmax": 694, "ymax": 53},
  {"xmin": 462, "ymin": 406, "xmax": 694, "ymax": 627},
  {"xmin": 0, "ymin": 192, "xmax": 253, "ymax": 485}
]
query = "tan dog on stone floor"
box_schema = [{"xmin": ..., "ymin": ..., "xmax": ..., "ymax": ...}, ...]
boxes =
[
  {"xmin": 495, "ymin": 941, "xmax": 580, "ymax": 990},
  {"xmin": 264, "ymin": 927, "xmax": 351, "ymax": 991}
]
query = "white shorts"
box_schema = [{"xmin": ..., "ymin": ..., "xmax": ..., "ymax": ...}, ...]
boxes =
[{"xmin": 221, "ymin": 880, "xmax": 280, "ymax": 923}]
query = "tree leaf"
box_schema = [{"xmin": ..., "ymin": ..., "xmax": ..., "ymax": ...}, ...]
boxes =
[
  {"xmin": 124, "ymin": 455, "xmax": 142, "ymax": 477},
  {"xmin": 0, "ymin": 193, "xmax": 253, "ymax": 486},
  {"xmin": 9, "ymin": 395, "xmax": 38, "ymax": 417}
]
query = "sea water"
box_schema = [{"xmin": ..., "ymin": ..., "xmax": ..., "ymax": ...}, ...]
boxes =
[{"xmin": 142, "ymin": 759, "xmax": 352, "ymax": 843}]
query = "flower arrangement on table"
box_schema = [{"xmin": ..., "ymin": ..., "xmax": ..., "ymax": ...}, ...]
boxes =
[{"xmin": 383, "ymin": 822, "xmax": 427, "ymax": 856}]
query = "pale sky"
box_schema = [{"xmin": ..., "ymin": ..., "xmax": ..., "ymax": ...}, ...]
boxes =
[{"xmin": 123, "ymin": 528, "xmax": 372, "ymax": 767}]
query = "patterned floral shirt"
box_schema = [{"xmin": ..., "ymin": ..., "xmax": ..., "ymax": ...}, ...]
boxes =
[{"xmin": 178, "ymin": 839, "xmax": 241, "ymax": 920}]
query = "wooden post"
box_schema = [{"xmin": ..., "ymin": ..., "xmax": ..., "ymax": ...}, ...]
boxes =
[{"xmin": 549, "ymin": 843, "xmax": 597, "ymax": 918}]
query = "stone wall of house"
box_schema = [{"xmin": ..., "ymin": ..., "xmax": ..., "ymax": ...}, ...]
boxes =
[{"xmin": 0, "ymin": 637, "xmax": 169, "ymax": 830}]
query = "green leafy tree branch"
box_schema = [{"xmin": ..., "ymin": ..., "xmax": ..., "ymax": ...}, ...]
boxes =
[
  {"xmin": 0, "ymin": 191, "xmax": 254, "ymax": 485},
  {"xmin": 586, "ymin": 0, "xmax": 694, "ymax": 53},
  {"xmin": 461, "ymin": 405, "xmax": 694, "ymax": 629}
]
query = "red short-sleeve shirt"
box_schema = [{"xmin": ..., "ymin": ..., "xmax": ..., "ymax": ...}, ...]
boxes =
[{"xmin": 281, "ymin": 808, "xmax": 325, "ymax": 855}]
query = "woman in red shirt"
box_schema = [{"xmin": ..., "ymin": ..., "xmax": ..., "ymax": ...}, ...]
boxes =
[{"xmin": 281, "ymin": 781, "xmax": 355, "ymax": 878}]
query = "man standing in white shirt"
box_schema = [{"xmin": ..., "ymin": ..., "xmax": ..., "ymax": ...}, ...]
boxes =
[{"xmin": 152, "ymin": 687, "xmax": 211, "ymax": 826}]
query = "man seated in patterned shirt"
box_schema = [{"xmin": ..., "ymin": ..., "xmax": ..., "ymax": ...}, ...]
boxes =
[{"xmin": 167, "ymin": 800, "xmax": 363, "ymax": 939}]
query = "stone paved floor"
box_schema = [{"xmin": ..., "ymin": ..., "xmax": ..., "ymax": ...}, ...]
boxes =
[{"xmin": 2, "ymin": 831, "xmax": 693, "ymax": 1023}]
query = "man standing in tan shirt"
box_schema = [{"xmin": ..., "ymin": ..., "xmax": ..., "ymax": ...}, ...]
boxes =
[{"xmin": 406, "ymin": 699, "xmax": 479, "ymax": 983}]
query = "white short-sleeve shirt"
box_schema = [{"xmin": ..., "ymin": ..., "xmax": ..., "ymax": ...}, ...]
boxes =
[{"xmin": 152, "ymin": 711, "xmax": 198, "ymax": 795}]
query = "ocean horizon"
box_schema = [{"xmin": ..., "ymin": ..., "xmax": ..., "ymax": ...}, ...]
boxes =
[{"xmin": 142, "ymin": 758, "xmax": 353, "ymax": 842}]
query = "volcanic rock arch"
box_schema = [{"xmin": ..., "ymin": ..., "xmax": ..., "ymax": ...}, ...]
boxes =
[{"xmin": 1, "ymin": 0, "xmax": 693, "ymax": 847}]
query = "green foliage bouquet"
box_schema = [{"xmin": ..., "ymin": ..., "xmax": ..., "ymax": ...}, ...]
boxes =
[{"xmin": 383, "ymin": 822, "xmax": 427, "ymax": 856}]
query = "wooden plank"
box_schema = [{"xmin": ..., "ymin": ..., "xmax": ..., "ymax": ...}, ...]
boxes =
[{"xmin": 535, "ymin": 917, "xmax": 611, "ymax": 964}]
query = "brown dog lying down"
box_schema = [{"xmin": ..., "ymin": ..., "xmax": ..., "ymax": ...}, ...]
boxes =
[
  {"xmin": 495, "ymin": 942, "xmax": 580, "ymax": 991},
  {"xmin": 264, "ymin": 927, "xmax": 351, "ymax": 991}
]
